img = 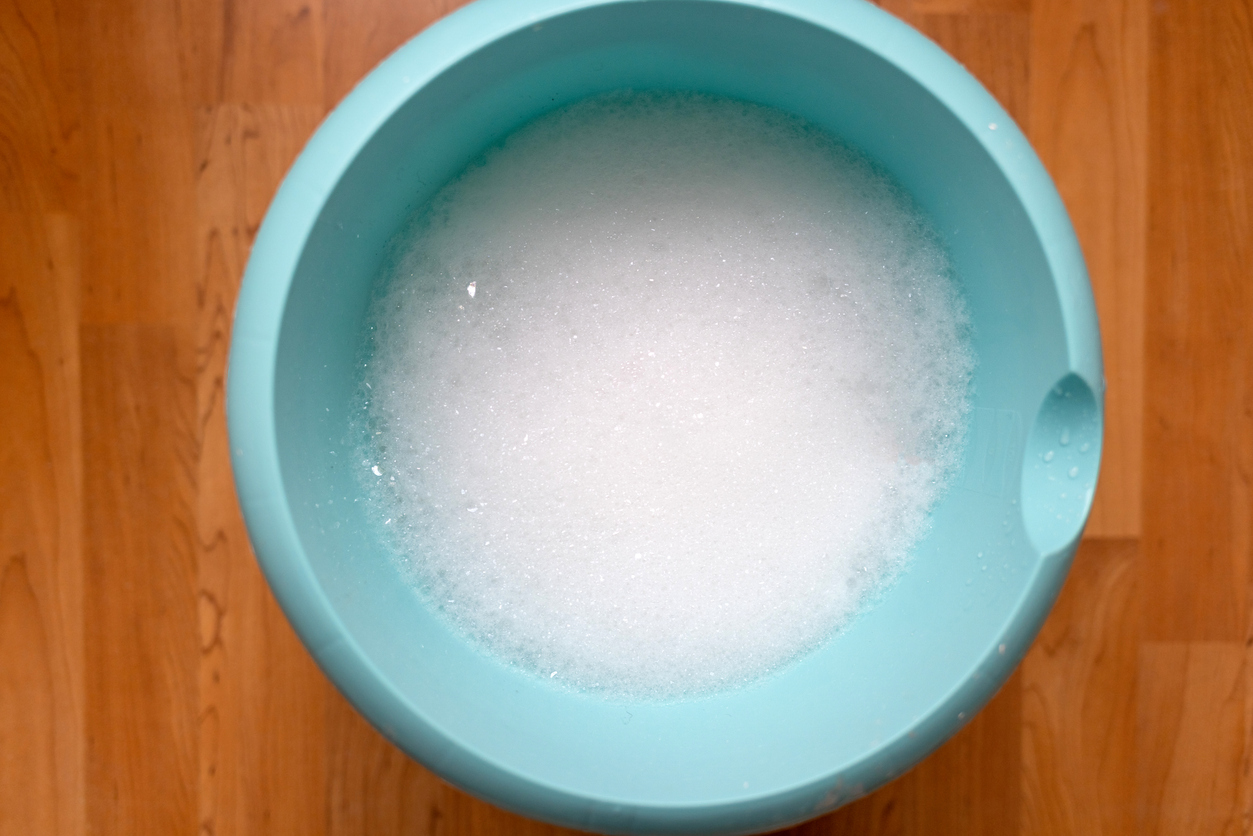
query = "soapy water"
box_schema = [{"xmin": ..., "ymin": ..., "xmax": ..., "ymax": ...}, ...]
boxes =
[{"xmin": 356, "ymin": 92, "xmax": 974, "ymax": 699}]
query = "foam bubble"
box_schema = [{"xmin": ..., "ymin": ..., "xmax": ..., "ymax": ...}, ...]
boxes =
[{"xmin": 358, "ymin": 93, "xmax": 974, "ymax": 700}]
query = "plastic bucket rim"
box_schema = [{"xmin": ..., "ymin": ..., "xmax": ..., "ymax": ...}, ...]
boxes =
[{"xmin": 225, "ymin": 0, "xmax": 1100, "ymax": 831}]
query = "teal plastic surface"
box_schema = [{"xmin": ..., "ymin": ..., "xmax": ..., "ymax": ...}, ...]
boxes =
[{"xmin": 226, "ymin": 0, "xmax": 1103, "ymax": 833}]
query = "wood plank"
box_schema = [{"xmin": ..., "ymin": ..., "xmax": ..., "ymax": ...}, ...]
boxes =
[
  {"xmin": 197, "ymin": 571, "xmax": 330, "ymax": 836},
  {"xmin": 326, "ymin": 698, "xmax": 446, "ymax": 836},
  {"xmin": 0, "ymin": 537, "xmax": 60, "ymax": 836},
  {"xmin": 180, "ymin": 0, "xmax": 327, "ymax": 108},
  {"xmin": 322, "ymin": 0, "xmax": 470, "ymax": 111},
  {"xmin": 0, "ymin": 2, "xmax": 85, "ymax": 833},
  {"xmin": 0, "ymin": 212, "xmax": 84, "ymax": 836},
  {"xmin": 1137, "ymin": 643, "xmax": 1244, "ymax": 836},
  {"xmin": 0, "ymin": 0, "xmax": 81, "ymax": 213},
  {"xmin": 796, "ymin": 778, "xmax": 907, "ymax": 836},
  {"xmin": 1029, "ymin": 0, "xmax": 1148, "ymax": 538},
  {"xmin": 1020, "ymin": 538, "xmax": 1137, "ymax": 836},
  {"xmin": 437, "ymin": 786, "xmax": 591, "ymax": 836},
  {"xmin": 82, "ymin": 324, "xmax": 199, "ymax": 836},
  {"xmin": 1143, "ymin": 0, "xmax": 1253, "ymax": 641},
  {"xmin": 913, "ymin": 12, "xmax": 1031, "ymax": 130},
  {"xmin": 194, "ymin": 102, "xmax": 331, "ymax": 836},
  {"xmin": 907, "ymin": 0, "xmax": 1029, "ymax": 13},
  {"xmin": 77, "ymin": 0, "xmax": 198, "ymax": 325},
  {"xmin": 908, "ymin": 671, "xmax": 1021, "ymax": 836}
]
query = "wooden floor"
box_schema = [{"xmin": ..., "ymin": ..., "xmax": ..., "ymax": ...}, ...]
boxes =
[{"xmin": 2, "ymin": 0, "xmax": 1250, "ymax": 833}]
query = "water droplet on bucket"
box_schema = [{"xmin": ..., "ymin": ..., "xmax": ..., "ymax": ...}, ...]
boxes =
[
  {"xmin": 1043, "ymin": 450, "xmax": 1054, "ymax": 462},
  {"xmin": 1068, "ymin": 466, "xmax": 1079, "ymax": 478},
  {"xmin": 1059, "ymin": 428, "xmax": 1070, "ymax": 446}
]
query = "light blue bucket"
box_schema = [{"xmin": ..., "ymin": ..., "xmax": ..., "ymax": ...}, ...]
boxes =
[{"xmin": 227, "ymin": 0, "xmax": 1102, "ymax": 832}]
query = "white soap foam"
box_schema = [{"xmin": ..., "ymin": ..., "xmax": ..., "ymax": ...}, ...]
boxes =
[{"xmin": 358, "ymin": 93, "xmax": 974, "ymax": 700}]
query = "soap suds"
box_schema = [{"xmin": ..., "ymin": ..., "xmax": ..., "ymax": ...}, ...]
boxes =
[{"xmin": 357, "ymin": 92, "xmax": 973, "ymax": 700}]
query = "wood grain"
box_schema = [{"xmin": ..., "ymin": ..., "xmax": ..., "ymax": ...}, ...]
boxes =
[
  {"xmin": 1030, "ymin": 0, "xmax": 1148, "ymax": 539},
  {"xmin": 326, "ymin": 699, "xmax": 442, "ymax": 836},
  {"xmin": 2, "ymin": 0, "xmax": 1252, "ymax": 833},
  {"xmin": 915, "ymin": 11, "xmax": 1031, "ymax": 131},
  {"xmin": 1021, "ymin": 538, "xmax": 1137, "ymax": 836},
  {"xmin": 1143, "ymin": 0, "xmax": 1253, "ymax": 642},
  {"xmin": 1137, "ymin": 643, "xmax": 1245, "ymax": 836},
  {"xmin": 78, "ymin": 0, "xmax": 199, "ymax": 326},
  {"xmin": 0, "ymin": 0, "xmax": 85, "ymax": 833},
  {"xmin": 877, "ymin": 0, "xmax": 1030, "ymax": 18},
  {"xmin": 323, "ymin": 0, "xmax": 467, "ymax": 110},
  {"xmin": 0, "ymin": 0, "xmax": 81, "ymax": 214},
  {"xmin": 0, "ymin": 213, "xmax": 84, "ymax": 836},
  {"xmin": 194, "ymin": 103, "xmax": 332, "ymax": 836},
  {"xmin": 82, "ymin": 325, "xmax": 198, "ymax": 836}
]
